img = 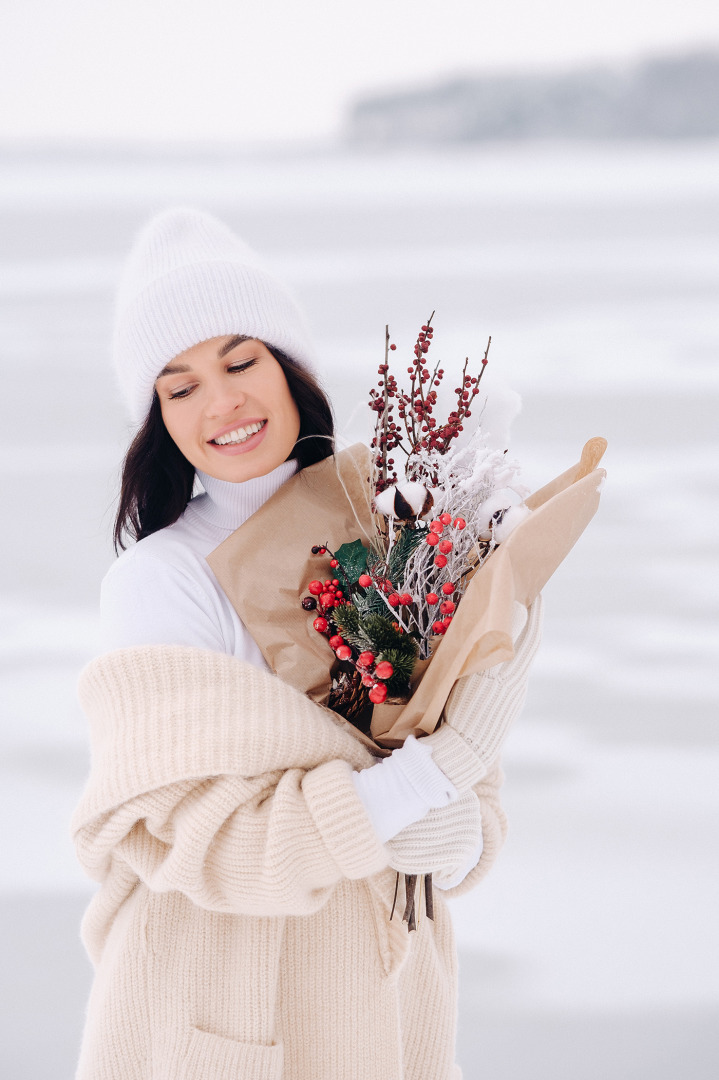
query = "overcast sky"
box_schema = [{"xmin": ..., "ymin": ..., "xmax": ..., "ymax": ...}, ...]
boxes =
[{"xmin": 2, "ymin": 0, "xmax": 718, "ymax": 143}]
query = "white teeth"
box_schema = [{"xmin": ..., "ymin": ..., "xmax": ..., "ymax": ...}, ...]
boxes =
[{"xmin": 213, "ymin": 421, "xmax": 264, "ymax": 445}]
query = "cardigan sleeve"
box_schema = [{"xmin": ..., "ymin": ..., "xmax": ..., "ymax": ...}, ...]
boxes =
[
  {"xmin": 75, "ymin": 762, "xmax": 389, "ymax": 918},
  {"xmin": 433, "ymin": 761, "xmax": 508, "ymax": 899}
]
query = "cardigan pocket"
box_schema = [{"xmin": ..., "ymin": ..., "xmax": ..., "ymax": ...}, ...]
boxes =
[{"xmin": 181, "ymin": 1027, "xmax": 284, "ymax": 1080}]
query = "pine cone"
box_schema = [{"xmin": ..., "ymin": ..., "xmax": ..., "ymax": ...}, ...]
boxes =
[{"xmin": 329, "ymin": 669, "xmax": 371, "ymax": 732}]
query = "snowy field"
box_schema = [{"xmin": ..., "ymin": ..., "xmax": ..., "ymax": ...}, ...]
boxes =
[{"xmin": 0, "ymin": 139, "xmax": 718, "ymax": 1079}]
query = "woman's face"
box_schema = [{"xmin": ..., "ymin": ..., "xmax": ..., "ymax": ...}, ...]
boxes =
[{"xmin": 155, "ymin": 335, "xmax": 301, "ymax": 483}]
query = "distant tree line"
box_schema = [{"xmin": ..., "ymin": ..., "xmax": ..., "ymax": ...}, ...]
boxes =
[{"xmin": 346, "ymin": 51, "xmax": 719, "ymax": 142}]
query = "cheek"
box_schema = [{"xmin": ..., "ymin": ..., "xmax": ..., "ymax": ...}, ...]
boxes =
[
  {"xmin": 288, "ymin": 396, "xmax": 301, "ymax": 436},
  {"xmin": 271, "ymin": 375, "xmax": 300, "ymax": 435},
  {"xmin": 160, "ymin": 401, "xmax": 195, "ymax": 451}
]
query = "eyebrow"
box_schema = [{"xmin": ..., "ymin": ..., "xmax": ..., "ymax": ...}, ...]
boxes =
[
  {"xmin": 218, "ymin": 334, "xmax": 253, "ymax": 358},
  {"xmin": 157, "ymin": 335, "xmax": 254, "ymax": 378},
  {"xmin": 157, "ymin": 361, "xmax": 191, "ymax": 377}
]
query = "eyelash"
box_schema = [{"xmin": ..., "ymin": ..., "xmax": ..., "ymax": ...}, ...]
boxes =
[{"xmin": 168, "ymin": 359, "xmax": 257, "ymax": 400}]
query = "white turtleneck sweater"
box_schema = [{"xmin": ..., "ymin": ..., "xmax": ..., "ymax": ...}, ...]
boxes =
[
  {"xmin": 100, "ymin": 460, "xmax": 468, "ymax": 861},
  {"xmin": 101, "ymin": 462, "xmax": 298, "ymax": 659}
]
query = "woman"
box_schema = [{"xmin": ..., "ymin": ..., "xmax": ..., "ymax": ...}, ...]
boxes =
[{"xmin": 72, "ymin": 208, "xmax": 542, "ymax": 1080}]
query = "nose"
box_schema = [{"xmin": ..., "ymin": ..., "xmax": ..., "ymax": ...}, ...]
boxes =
[{"xmin": 204, "ymin": 378, "xmax": 247, "ymax": 419}]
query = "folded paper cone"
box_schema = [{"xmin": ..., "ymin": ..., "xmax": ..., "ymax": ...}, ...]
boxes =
[
  {"xmin": 208, "ymin": 439, "xmax": 606, "ymax": 752},
  {"xmin": 208, "ymin": 442, "xmax": 376, "ymax": 703},
  {"xmin": 370, "ymin": 439, "xmax": 607, "ymax": 745}
]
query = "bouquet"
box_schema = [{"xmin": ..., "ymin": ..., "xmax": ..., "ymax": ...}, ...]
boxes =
[
  {"xmin": 208, "ymin": 315, "xmax": 607, "ymax": 929},
  {"xmin": 301, "ymin": 315, "xmax": 533, "ymax": 736}
]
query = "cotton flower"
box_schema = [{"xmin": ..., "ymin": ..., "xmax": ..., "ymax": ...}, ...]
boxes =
[{"xmin": 374, "ymin": 480, "xmax": 432, "ymax": 519}]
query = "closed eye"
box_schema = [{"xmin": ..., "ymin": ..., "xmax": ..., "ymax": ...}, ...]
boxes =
[
  {"xmin": 168, "ymin": 384, "xmax": 197, "ymax": 400},
  {"xmin": 167, "ymin": 359, "xmax": 258, "ymax": 400},
  {"xmin": 228, "ymin": 359, "xmax": 258, "ymax": 374}
]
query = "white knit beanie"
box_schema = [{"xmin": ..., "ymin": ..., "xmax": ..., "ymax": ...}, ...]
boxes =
[{"xmin": 113, "ymin": 207, "xmax": 317, "ymax": 425}]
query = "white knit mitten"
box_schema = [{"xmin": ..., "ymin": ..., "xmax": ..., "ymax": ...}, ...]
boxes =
[
  {"xmin": 427, "ymin": 593, "xmax": 544, "ymax": 793},
  {"xmin": 385, "ymin": 789, "xmax": 483, "ymax": 889},
  {"xmin": 351, "ymin": 734, "xmax": 459, "ymax": 843}
]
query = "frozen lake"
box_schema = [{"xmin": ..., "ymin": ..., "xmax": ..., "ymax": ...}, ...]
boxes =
[{"xmin": 1, "ymin": 139, "xmax": 718, "ymax": 1078}]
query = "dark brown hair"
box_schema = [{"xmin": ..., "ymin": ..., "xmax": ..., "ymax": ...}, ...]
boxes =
[{"xmin": 113, "ymin": 345, "xmax": 334, "ymax": 551}]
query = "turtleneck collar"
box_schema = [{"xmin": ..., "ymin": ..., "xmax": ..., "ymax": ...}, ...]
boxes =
[{"xmin": 194, "ymin": 459, "xmax": 298, "ymax": 532}]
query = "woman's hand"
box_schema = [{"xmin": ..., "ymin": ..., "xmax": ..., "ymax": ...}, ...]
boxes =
[
  {"xmin": 384, "ymin": 789, "xmax": 483, "ymax": 889},
  {"xmin": 351, "ymin": 734, "xmax": 458, "ymax": 844}
]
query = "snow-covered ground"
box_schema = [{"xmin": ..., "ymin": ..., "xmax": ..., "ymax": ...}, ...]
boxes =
[{"xmin": 1, "ymin": 139, "xmax": 718, "ymax": 1078}]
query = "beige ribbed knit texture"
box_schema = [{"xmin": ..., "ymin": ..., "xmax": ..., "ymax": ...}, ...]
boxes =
[
  {"xmin": 385, "ymin": 790, "xmax": 482, "ymax": 885},
  {"xmin": 429, "ymin": 594, "xmax": 544, "ymax": 792},
  {"xmin": 71, "ymin": 645, "xmax": 507, "ymax": 1080}
]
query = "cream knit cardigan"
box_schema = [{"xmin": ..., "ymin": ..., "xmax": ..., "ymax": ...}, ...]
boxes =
[{"xmin": 71, "ymin": 644, "xmax": 507, "ymax": 1080}]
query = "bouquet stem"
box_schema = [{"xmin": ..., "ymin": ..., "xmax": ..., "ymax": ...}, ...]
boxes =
[{"xmin": 389, "ymin": 871, "xmax": 434, "ymax": 931}]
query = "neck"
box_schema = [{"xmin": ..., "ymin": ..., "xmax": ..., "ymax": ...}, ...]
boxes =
[{"xmin": 194, "ymin": 459, "xmax": 298, "ymax": 531}]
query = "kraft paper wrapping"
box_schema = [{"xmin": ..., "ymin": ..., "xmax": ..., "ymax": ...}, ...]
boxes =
[
  {"xmin": 208, "ymin": 437, "xmax": 607, "ymax": 751},
  {"xmin": 208, "ymin": 443, "xmax": 385, "ymax": 754},
  {"xmin": 370, "ymin": 437, "xmax": 607, "ymax": 745}
]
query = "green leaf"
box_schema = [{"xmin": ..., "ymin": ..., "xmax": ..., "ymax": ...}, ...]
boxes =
[
  {"xmin": 354, "ymin": 587, "xmax": 387, "ymax": 619},
  {"xmin": 334, "ymin": 539, "xmax": 369, "ymax": 585},
  {"xmin": 378, "ymin": 648, "xmax": 417, "ymax": 696},
  {"xmin": 363, "ymin": 614, "xmax": 418, "ymax": 663},
  {"xmin": 387, "ymin": 525, "xmax": 425, "ymax": 583}
]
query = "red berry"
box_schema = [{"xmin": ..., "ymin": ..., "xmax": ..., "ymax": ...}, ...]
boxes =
[
  {"xmin": 358, "ymin": 651, "xmax": 375, "ymax": 668},
  {"xmin": 329, "ymin": 634, "xmax": 344, "ymax": 648},
  {"xmin": 330, "ymin": 558, "xmax": 339, "ymax": 568},
  {"xmin": 439, "ymin": 512, "xmax": 452, "ymax": 525},
  {"xmin": 318, "ymin": 547, "xmax": 326, "ymax": 554},
  {"xmin": 425, "ymin": 532, "xmax": 439, "ymax": 547},
  {"xmin": 374, "ymin": 660, "xmax": 394, "ymax": 679},
  {"xmin": 438, "ymin": 539, "xmax": 452, "ymax": 554},
  {"xmin": 441, "ymin": 582, "xmax": 454, "ymax": 595},
  {"xmin": 308, "ymin": 580, "xmax": 323, "ymax": 595},
  {"xmin": 358, "ymin": 574, "xmax": 372, "ymax": 588},
  {"xmin": 362, "ymin": 672, "xmax": 375, "ymax": 687},
  {"xmin": 368, "ymin": 683, "xmax": 388, "ymax": 704},
  {"xmin": 313, "ymin": 617, "xmax": 328, "ymax": 633},
  {"xmin": 332, "ymin": 579, "xmax": 340, "ymax": 586},
  {"xmin": 390, "ymin": 343, "xmax": 397, "ymax": 350},
  {"xmin": 440, "ymin": 600, "xmax": 455, "ymax": 615},
  {"xmin": 335, "ymin": 645, "xmax": 352, "ymax": 661},
  {"xmin": 432, "ymin": 620, "xmax": 446, "ymax": 635},
  {"xmin": 443, "ymin": 616, "xmax": 453, "ymax": 628},
  {"xmin": 399, "ymin": 593, "xmax": 412, "ymax": 606},
  {"xmin": 320, "ymin": 592, "xmax": 334, "ymax": 607},
  {"xmin": 434, "ymin": 554, "xmax": 448, "ymax": 568},
  {"xmin": 388, "ymin": 593, "xmax": 400, "ymax": 607},
  {"xmin": 429, "ymin": 520, "xmax": 444, "ymax": 534},
  {"xmin": 426, "ymin": 592, "xmax": 439, "ymax": 604},
  {"xmin": 453, "ymin": 517, "xmax": 466, "ymax": 529}
]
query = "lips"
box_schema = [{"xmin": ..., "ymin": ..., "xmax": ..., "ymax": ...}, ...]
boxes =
[
  {"xmin": 207, "ymin": 418, "xmax": 269, "ymax": 457},
  {"xmin": 210, "ymin": 420, "xmax": 266, "ymax": 446}
]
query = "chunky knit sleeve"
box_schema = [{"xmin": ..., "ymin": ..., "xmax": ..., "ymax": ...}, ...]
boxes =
[
  {"xmin": 75, "ymin": 761, "xmax": 388, "ymax": 918},
  {"xmin": 72, "ymin": 646, "xmax": 389, "ymax": 919},
  {"xmin": 432, "ymin": 761, "xmax": 508, "ymax": 900}
]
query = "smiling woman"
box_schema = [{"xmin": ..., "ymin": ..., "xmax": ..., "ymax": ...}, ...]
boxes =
[{"xmin": 71, "ymin": 207, "xmax": 503, "ymax": 1080}]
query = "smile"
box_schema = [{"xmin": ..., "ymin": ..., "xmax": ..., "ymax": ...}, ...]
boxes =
[{"xmin": 211, "ymin": 420, "xmax": 267, "ymax": 446}]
